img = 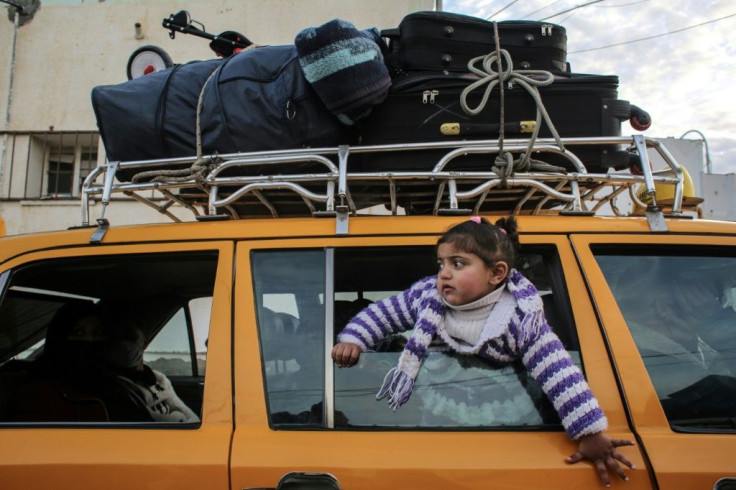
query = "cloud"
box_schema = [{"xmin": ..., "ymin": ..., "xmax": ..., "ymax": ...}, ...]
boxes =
[{"xmin": 441, "ymin": 0, "xmax": 736, "ymax": 173}]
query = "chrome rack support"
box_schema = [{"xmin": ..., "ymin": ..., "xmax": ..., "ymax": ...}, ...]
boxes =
[
  {"xmin": 81, "ymin": 161, "xmax": 116, "ymax": 227},
  {"xmin": 438, "ymin": 179, "xmax": 472, "ymax": 215},
  {"xmin": 633, "ymin": 135, "xmax": 668, "ymax": 233},
  {"xmin": 199, "ymin": 183, "xmax": 230, "ymax": 221},
  {"xmin": 123, "ymin": 190, "xmax": 183, "ymax": 222},
  {"xmin": 314, "ymin": 146, "xmax": 348, "ymax": 234},
  {"xmin": 335, "ymin": 145, "xmax": 350, "ymax": 235},
  {"xmin": 88, "ymin": 161, "xmax": 119, "ymax": 244},
  {"xmin": 649, "ymin": 138, "xmax": 685, "ymax": 216}
]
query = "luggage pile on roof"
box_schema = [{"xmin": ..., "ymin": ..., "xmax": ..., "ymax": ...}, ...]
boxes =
[{"xmin": 85, "ymin": 12, "xmax": 679, "ymax": 226}]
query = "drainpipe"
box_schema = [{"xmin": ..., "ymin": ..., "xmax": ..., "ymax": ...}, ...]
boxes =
[{"xmin": 1, "ymin": 5, "xmax": 21, "ymax": 185}]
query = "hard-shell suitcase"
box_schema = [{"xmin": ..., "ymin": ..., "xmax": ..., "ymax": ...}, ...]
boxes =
[
  {"xmin": 383, "ymin": 11, "xmax": 568, "ymax": 74},
  {"xmin": 355, "ymin": 72, "xmax": 648, "ymax": 172}
]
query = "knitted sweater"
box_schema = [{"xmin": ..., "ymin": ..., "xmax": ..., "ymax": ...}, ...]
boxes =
[{"xmin": 337, "ymin": 270, "xmax": 607, "ymax": 440}]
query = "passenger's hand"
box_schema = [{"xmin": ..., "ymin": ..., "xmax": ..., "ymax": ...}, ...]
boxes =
[
  {"xmin": 566, "ymin": 432, "xmax": 635, "ymax": 487},
  {"xmin": 331, "ymin": 342, "xmax": 362, "ymax": 367}
]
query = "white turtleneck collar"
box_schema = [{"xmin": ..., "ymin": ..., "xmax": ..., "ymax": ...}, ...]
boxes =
[
  {"xmin": 443, "ymin": 283, "xmax": 505, "ymax": 310},
  {"xmin": 441, "ymin": 284, "xmax": 506, "ymax": 346}
]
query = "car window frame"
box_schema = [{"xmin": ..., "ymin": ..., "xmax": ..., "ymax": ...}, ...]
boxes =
[
  {"xmin": 242, "ymin": 234, "xmax": 629, "ymax": 432},
  {"xmin": 0, "ymin": 241, "xmax": 234, "ymax": 429}
]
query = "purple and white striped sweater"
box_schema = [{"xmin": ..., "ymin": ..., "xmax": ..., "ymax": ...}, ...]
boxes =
[{"xmin": 337, "ymin": 269, "xmax": 608, "ymax": 440}]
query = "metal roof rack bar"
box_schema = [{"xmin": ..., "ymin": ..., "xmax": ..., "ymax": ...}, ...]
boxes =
[{"xmin": 79, "ymin": 135, "xmax": 691, "ymax": 232}]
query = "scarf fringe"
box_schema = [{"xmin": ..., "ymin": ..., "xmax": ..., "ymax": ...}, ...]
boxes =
[
  {"xmin": 519, "ymin": 310, "xmax": 544, "ymax": 346},
  {"xmin": 376, "ymin": 367, "xmax": 415, "ymax": 410}
]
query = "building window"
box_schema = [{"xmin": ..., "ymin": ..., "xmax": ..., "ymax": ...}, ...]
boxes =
[
  {"xmin": 78, "ymin": 151, "xmax": 98, "ymax": 192},
  {"xmin": 44, "ymin": 145, "xmax": 98, "ymax": 198},
  {"xmin": 46, "ymin": 152, "xmax": 74, "ymax": 197},
  {"xmin": 0, "ymin": 131, "xmax": 102, "ymax": 200}
]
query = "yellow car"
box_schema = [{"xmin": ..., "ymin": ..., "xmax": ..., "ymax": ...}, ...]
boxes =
[{"xmin": 0, "ymin": 137, "xmax": 734, "ymax": 489}]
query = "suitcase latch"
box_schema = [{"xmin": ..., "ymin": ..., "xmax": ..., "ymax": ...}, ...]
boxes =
[
  {"xmin": 422, "ymin": 90, "xmax": 439, "ymax": 104},
  {"xmin": 520, "ymin": 121, "xmax": 536, "ymax": 133},
  {"xmin": 440, "ymin": 123, "xmax": 460, "ymax": 136},
  {"xmin": 541, "ymin": 24, "xmax": 554, "ymax": 36}
]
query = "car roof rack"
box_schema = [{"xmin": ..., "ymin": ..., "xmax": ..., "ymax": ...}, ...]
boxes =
[{"xmin": 81, "ymin": 134, "xmax": 691, "ymax": 237}]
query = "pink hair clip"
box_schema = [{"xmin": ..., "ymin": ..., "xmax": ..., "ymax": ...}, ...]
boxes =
[{"xmin": 469, "ymin": 216, "xmax": 482, "ymax": 224}]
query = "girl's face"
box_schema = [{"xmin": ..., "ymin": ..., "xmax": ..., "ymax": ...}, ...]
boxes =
[{"xmin": 436, "ymin": 242, "xmax": 506, "ymax": 306}]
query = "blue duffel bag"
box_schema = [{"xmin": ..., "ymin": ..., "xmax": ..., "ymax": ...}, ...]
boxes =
[
  {"xmin": 92, "ymin": 58, "xmax": 225, "ymax": 179},
  {"xmin": 199, "ymin": 44, "xmax": 351, "ymax": 158},
  {"xmin": 92, "ymin": 46, "xmax": 352, "ymax": 182}
]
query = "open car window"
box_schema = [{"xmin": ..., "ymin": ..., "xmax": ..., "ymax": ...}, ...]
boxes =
[{"xmin": 252, "ymin": 245, "xmax": 580, "ymax": 430}]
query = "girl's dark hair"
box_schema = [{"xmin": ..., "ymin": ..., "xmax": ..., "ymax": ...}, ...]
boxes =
[{"xmin": 437, "ymin": 216, "xmax": 520, "ymax": 268}]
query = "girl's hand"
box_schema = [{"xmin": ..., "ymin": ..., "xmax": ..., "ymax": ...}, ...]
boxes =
[
  {"xmin": 331, "ymin": 342, "xmax": 363, "ymax": 367},
  {"xmin": 566, "ymin": 432, "xmax": 635, "ymax": 487}
]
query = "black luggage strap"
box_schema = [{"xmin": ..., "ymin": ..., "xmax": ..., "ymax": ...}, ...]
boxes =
[{"xmin": 129, "ymin": 67, "xmax": 229, "ymax": 185}]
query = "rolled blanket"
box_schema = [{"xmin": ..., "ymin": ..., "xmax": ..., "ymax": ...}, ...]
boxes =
[{"xmin": 295, "ymin": 19, "xmax": 391, "ymax": 125}]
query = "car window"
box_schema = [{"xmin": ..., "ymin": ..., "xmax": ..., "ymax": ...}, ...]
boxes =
[
  {"xmin": 252, "ymin": 250, "xmax": 326, "ymax": 427},
  {"xmin": 253, "ymin": 245, "xmax": 581, "ymax": 430},
  {"xmin": 595, "ymin": 248, "xmax": 736, "ymax": 431},
  {"xmin": 0, "ymin": 252, "xmax": 218, "ymax": 425},
  {"xmin": 146, "ymin": 297, "xmax": 211, "ymax": 377}
]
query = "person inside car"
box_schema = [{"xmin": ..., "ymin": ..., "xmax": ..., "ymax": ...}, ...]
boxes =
[
  {"xmin": 108, "ymin": 322, "xmax": 200, "ymax": 423},
  {"xmin": 8, "ymin": 302, "xmax": 150, "ymax": 422}
]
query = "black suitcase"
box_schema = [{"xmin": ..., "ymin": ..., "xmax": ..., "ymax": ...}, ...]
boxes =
[
  {"xmin": 355, "ymin": 72, "xmax": 647, "ymax": 173},
  {"xmin": 383, "ymin": 11, "xmax": 568, "ymax": 74}
]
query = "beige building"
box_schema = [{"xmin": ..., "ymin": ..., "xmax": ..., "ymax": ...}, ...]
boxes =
[{"xmin": 0, "ymin": 0, "xmax": 434, "ymax": 235}]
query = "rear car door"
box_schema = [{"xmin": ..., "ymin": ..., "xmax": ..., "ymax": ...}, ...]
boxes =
[
  {"xmin": 0, "ymin": 240, "xmax": 234, "ymax": 490},
  {"xmin": 230, "ymin": 233, "xmax": 652, "ymax": 489},
  {"xmin": 572, "ymin": 233, "xmax": 736, "ymax": 490}
]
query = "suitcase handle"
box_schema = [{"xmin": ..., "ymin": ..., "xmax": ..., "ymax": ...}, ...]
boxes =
[{"xmin": 381, "ymin": 27, "xmax": 400, "ymax": 40}]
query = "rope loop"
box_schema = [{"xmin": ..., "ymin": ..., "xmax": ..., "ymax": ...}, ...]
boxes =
[
  {"xmin": 459, "ymin": 44, "xmax": 568, "ymax": 177},
  {"xmin": 460, "ymin": 50, "xmax": 555, "ymax": 117}
]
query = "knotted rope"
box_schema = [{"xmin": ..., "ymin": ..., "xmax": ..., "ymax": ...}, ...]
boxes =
[
  {"xmin": 131, "ymin": 67, "xmax": 223, "ymax": 184},
  {"xmin": 459, "ymin": 25, "xmax": 567, "ymax": 182}
]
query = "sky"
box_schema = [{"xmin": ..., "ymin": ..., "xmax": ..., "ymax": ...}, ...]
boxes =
[{"xmin": 442, "ymin": 0, "xmax": 736, "ymax": 174}]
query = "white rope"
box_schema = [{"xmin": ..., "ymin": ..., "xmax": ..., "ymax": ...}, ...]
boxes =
[{"xmin": 459, "ymin": 47, "xmax": 567, "ymax": 176}]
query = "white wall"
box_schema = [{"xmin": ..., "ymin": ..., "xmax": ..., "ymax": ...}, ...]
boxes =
[
  {"xmin": 0, "ymin": 0, "xmax": 433, "ymax": 235},
  {"xmin": 702, "ymin": 173, "xmax": 736, "ymax": 222},
  {"xmin": 4, "ymin": 0, "xmax": 432, "ymax": 131},
  {"xmin": 0, "ymin": 197, "xmax": 192, "ymax": 236}
]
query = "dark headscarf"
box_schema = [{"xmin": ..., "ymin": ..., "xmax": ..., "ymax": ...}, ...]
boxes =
[{"xmin": 38, "ymin": 302, "xmax": 111, "ymax": 386}]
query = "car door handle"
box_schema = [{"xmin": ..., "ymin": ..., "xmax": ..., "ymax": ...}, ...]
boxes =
[
  {"xmin": 714, "ymin": 477, "xmax": 736, "ymax": 490},
  {"xmin": 276, "ymin": 472, "xmax": 341, "ymax": 490}
]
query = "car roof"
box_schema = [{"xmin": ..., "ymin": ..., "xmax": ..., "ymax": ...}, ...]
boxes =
[{"xmin": 3, "ymin": 214, "xmax": 736, "ymax": 266}]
